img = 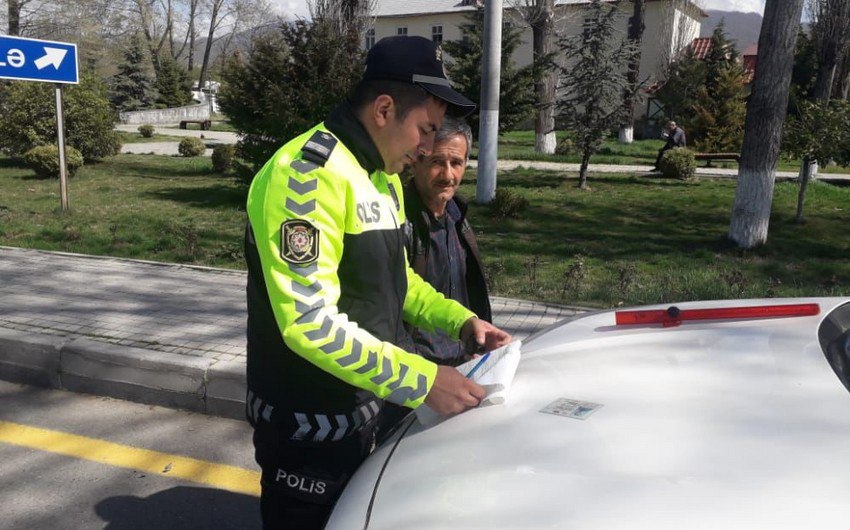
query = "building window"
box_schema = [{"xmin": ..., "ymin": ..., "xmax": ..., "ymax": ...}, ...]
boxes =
[
  {"xmin": 365, "ymin": 28, "xmax": 375, "ymax": 50},
  {"xmin": 432, "ymin": 25, "xmax": 443, "ymax": 43},
  {"xmin": 397, "ymin": 27, "xmax": 408, "ymax": 36}
]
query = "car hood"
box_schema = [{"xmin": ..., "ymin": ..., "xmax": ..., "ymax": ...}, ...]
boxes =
[{"xmin": 328, "ymin": 298, "xmax": 850, "ymax": 529}]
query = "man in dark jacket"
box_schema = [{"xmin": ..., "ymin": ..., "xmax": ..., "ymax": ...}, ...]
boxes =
[
  {"xmin": 403, "ymin": 117, "xmax": 492, "ymax": 365},
  {"xmin": 652, "ymin": 120, "xmax": 687, "ymax": 171}
]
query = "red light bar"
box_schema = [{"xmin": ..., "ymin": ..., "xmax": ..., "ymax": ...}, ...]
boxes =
[{"xmin": 615, "ymin": 303, "xmax": 820, "ymax": 327}]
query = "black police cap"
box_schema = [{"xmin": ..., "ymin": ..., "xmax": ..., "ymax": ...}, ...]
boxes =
[{"xmin": 363, "ymin": 36, "xmax": 476, "ymax": 118}]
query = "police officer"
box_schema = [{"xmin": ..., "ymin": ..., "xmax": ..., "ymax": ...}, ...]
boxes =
[{"xmin": 244, "ymin": 36, "xmax": 512, "ymax": 528}]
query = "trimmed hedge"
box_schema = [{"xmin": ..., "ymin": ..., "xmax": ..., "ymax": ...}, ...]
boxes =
[
  {"xmin": 178, "ymin": 136, "xmax": 206, "ymax": 157},
  {"xmin": 660, "ymin": 148, "xmax": 697, "ymax": 180},
  {"xmin": 23, "ymin": 145, "xmax": 84, "ymax": 179},
  {"xmin": 138, "ymin": 124, "xmax": 155, "ymax": 138},
  {"xmin": 212, "ymin": 144, "xmax": 236, "ymax": 173}
]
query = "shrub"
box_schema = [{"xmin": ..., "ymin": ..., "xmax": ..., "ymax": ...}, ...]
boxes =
[
  {"xmin": 178, "ymin": 136, "xmax": 206, "ymax": 157},
  {"xmin": 659, "ymin": 148, "xmax": 696, "ymax": 180},
  {"xmin": 23, "ymin": 145, "xmax": 84, "ymax": 178},
  {"xmin": 0, "ymin": 71, "xmax": 121, "ymax": 161},
  {"xmin": 490, "ymin": 188, "xmax": 529, "ymax": 219},
  {"xmin": 212, "ymin": 144, "xmax": 236, "ymax": 173},
  {"xmin": 555, "ymin": 137, "xmax": 574, "ymax": 156},
  {"xmin": 138, "ymin": 124, "xmax": 155, "ymax": 138}
]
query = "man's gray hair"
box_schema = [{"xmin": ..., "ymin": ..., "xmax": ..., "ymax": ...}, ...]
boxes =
[{"xmin": 435, "ymin": 117, "xmax": 473, "ymax": 162}]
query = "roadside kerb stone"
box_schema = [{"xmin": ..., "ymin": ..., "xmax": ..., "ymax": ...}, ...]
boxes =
[
  {"xmin": 60, "ymin": 338, "xmax": 211, "ymax": 413},
  {"xmin": 0, "ymin": 328, "xmax": 63, "ymax": 388},
  {"xmin": 206, "ymin": 359, "xmax": 247, "ymax": 420}
]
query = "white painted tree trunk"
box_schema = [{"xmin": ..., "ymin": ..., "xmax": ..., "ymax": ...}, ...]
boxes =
[
  {"xmin": 535, "ymin": 131, "xmax": 556, "ymax": 154},
  {"xmin": 728, "ymin": 0, "xmax": 805, "ymax": 248},
  {"xmin": 618, "ymin": 126, "xmax": 634, "ymax": 144}
]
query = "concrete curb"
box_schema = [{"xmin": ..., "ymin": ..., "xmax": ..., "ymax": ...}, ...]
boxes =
[{"xmin": 0, "ymin": 328, "xmax": 247, "ymax": 421}]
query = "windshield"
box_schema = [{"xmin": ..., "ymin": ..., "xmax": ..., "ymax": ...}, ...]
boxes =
[{"xmin": 819, "ymin": 301, "xmax": 850, "ymax": 395}]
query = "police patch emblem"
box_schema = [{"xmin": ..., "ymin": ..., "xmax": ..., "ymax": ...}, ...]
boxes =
[{"xmin": 281, "ymin": 219, "xmax": 319, "ymax": 265}]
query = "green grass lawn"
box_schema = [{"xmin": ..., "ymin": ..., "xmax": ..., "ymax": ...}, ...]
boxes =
[
  {"xmin": 490, "ymin": 131, "xmax": 850, "ymax": 174},
  {"xmin": 1, "ymin": 154, "xmax": 847, "ymax": 308}
]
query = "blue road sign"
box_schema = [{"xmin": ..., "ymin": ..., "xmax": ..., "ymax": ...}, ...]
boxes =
[{"xmin": 0, "ymin": 35, "xmax": 78, "ymax": 84}]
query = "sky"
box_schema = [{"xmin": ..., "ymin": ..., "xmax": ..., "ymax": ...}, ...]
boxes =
[{"xmin": 270, "ymin": 0, "xmax": 767, "ymax": 19}]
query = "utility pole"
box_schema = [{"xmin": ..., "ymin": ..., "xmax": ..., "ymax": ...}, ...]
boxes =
[{"xmin": 475, "ymin": 0, "xmax": 502, "ymax": 204}]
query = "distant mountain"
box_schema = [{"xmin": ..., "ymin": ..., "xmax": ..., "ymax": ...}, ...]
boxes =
[{"xmin": 700, "ymin": 10, "xmax": 763, "ymax": 52}]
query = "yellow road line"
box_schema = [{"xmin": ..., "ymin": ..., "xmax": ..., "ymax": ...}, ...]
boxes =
[{"xmin": 0, "ymin": 420, "xmax": 260, "ymax": 497}]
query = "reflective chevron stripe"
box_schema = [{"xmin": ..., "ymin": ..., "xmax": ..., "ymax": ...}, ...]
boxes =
[
  {"xmin": 290, "ymin": 159, "xmax": 320, "ymax": 175},
  {"xmin": 294, "ymin": 298, "xmax": 325, "ymax": 324},
  {"xmin": 385, "ymin": 373, "xmax": 429, "ymax": 406},
  {"xmin": 318, "ymin": 328, "xmax": 346, "ymax": 354},
  {"xmin": 293, "ymin": 413, "xmax": 312, "ymax": 440},
  {"xmin": 246, "ymin": 390, "xmax": 256, "ymax": 422},
  {"xmin": 315, "ymin": 414, "xmax": 332, "ymax": 442},
  {"xmin": 288, "ymin": 263, "xmax": 317, "ymax": 278},
  {"xmin": 332, "ymin": 414, "xmax": 348, "ymax": 441},
  {"xmin": 335, "ymin": 338, "xmax": 362, "ymax": 367},
  {"xmin": 304, "ymin": 316, "xmax": 333, "ymax": 341},
  {"xmin": 286, "ymin": 197, "xmax": 316, "ymax": 215},
  {"xmin": 288, "ymin": 176, "xmax": 318, "ymax": 195},
  {"xmin": 370, "ymin": 356, "xmax": 394, "ymax": 385},
  {"xmin": 292, "ymin": 279, "xmax": 322, "ymax": 299},
  {"xmin": 386, "ymin": 364, "xmax": 409, "ymax": 391},
  {"xmin": 354, "ymin": 349, "xmax": 378, "ymax": 374}
]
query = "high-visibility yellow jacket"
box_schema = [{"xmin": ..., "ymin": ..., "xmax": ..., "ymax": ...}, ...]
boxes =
[{"xmin": 244, "ymin": 104, "xmax": 474, "ymax": 440}]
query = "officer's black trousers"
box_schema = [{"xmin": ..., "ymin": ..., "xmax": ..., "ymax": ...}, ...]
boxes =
[{"xmin": 252, "ymin": 421, "xmax": 376, "ymax": 529}]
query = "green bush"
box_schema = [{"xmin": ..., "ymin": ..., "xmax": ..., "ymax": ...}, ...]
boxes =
[
  {"xmin": 0, "ymin": 71, "xmax": 121, "ymax": 161},
  {"xmin": 178, "ymin": 137, "xmax": 206, "ymax": 157},
  {"xmin": 138, "ymin": 124, "xmax": 155, "ymax": 138},
  {"xmin": 23, "ymin": 145, "xmax": 84, "ymax": 178},
  {"xmin": 555, "ymin": 137, "xmax": 574, "ymax": 156},
  {"xmin": 659, "ymin": 148, "xmax": 696, "ymax": 180},
  {"xmin": 212, "ymin": 144, "xmax": 236, "ymax": 173},
  {"xmin": 490, "ymin": 188, "xmax": 529, "ymax": 219}
]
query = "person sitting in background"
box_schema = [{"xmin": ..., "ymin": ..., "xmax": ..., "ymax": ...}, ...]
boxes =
[
  {"xmin": 652, "ymin": 120, "xmax": 687, "ymax": 171},
  {"xmin": 404, "ymin": 117, "xmax": 492, "ymax": 365}
]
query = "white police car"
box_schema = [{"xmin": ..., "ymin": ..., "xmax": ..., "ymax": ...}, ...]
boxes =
[{"xmin": 327, "ymin": 298, "xmax": 850, "ymax": 529}]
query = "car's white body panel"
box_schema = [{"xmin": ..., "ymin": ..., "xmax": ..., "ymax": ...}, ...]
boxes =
[{"xmin": 328, "ymin": 298, "xmax": 850, "ymax": 529}]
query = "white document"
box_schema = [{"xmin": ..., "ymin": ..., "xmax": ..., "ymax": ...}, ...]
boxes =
[{"xmin": 415, "ymin": 340, "xmax": 522, "ymax": 426}]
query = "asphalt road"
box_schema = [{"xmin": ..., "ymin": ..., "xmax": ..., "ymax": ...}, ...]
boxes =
[{"xmin": 0, "ymin": 379, "xmax": 261, "ymax": 529}]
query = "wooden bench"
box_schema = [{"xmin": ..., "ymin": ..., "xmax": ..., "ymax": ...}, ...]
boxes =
[
  {"xmin": 694, "ymin": 152, "xmax": 740, "ymax": 167},
  {"xmin": 179, "ymin": 119, "xmax": 211, "ymax": 131}
]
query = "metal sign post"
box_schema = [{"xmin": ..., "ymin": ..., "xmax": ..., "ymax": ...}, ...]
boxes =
[
  {"xmin": 0, "ymin": 35, "xmax": 79, "ymax": 211},
  {"xmin": 55, "ymin": 84, "xmax": 69, "ymax": 210}
]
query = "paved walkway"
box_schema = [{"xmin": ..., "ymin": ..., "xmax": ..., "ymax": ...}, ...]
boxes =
[
  {"xmin": 0, "ymin": 246, "xmax": 583, "ymax": 419},
  {"xmin": 117, "ymin": 125, "xmax": 850, "ymax": 182}
]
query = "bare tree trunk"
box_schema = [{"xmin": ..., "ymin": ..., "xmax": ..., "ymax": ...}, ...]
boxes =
[
  {"xmin": 838, "ymin": 49, "xmax": 850, "ymax": 100},
  {"xmin": 198, "ymin": 0, "xmax": 225, "ymax": 95},
  {"xmin": 530, "ymin": 0, "xmax": 556, "ymax": 154},
  {"xmin": 728, "ymin": 0, "xmax": 805, "ymax": 249},
  {"xmin": 578, "ymin": 152, "xmax": 590, "ymax": 189},
  {"xmin": 810, "ymin": 0, "xmax": 850, "ymax": 103},
  {"xmin": 796, "ymin": 156, "xmax": 812, "ymax": 223},
  {"xmin": 620, "ymin": 0, "xmax": 646, "ymax": 144},
  {"xmin": 8, "ymin": 0, "xmax": 21, "ymax": 35}
]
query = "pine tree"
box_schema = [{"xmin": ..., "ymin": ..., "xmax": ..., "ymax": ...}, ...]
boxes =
[
  {"xmin": 154, "ymin": 54, "xmax": 193, "ymax": 108},
  {"xmin": 218, "ymin": 20, "xmax": 364, "ymax": 168},
  {"xmin": 557, "ymin": 0, "xmax": 637, "ymax": 189},
  {"xmin": 110, "ymin": 35, "xmax": 158, "ymax": 112},
  {"xmin": 442, "ymin": 7, "xmax": 536, "ymax": 136},
  {"xmin": 654, "ymin": 48, "xmax": 708, "ymax": 122}
]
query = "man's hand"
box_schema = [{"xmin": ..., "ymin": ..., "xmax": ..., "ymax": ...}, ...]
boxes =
[
  {"xmin": 424, "ymin": 365, "xmax": 486, "ymax": 416},
  {"xmin": 460, "ymin": 317, "xmax": 512, "ymax": 354}
]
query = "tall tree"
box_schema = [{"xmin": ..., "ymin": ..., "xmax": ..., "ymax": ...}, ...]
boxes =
[
  {"xmin": 197, "ymin": 0, "xmax": 227, "ymax": 93},
  {"xmin": 442, "ymin": 7, "xmax": 536, "ymax": 136},
  {"xmin": 619, "ymin": 0, "xmax": 646, "ymax": 144},
  {"xmin": 557, "ymin": 0, "xmax": 636, "ymax": 190},
  {"xmin": 8, "ymin": 0, "xmax": 22, "ymax": 35},
  {"xmin": 807, "ymin": 0, "xmax": 850, "ymax": 103},
  {"xmin": 111, "ymin": 33, "xmax": 159, "ymax": 112},
  {"xmin": 728, "ymin": 0, "xmax": 806, "ymax": 249},
  {"xmin": 512, "ymin": 0, "xmax": 558, "ymax": 154}
]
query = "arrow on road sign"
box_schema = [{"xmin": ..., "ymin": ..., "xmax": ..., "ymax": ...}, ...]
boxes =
[{"xmin": 34, "ymin": 47, "xmax": 67, "ymax": 70}]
